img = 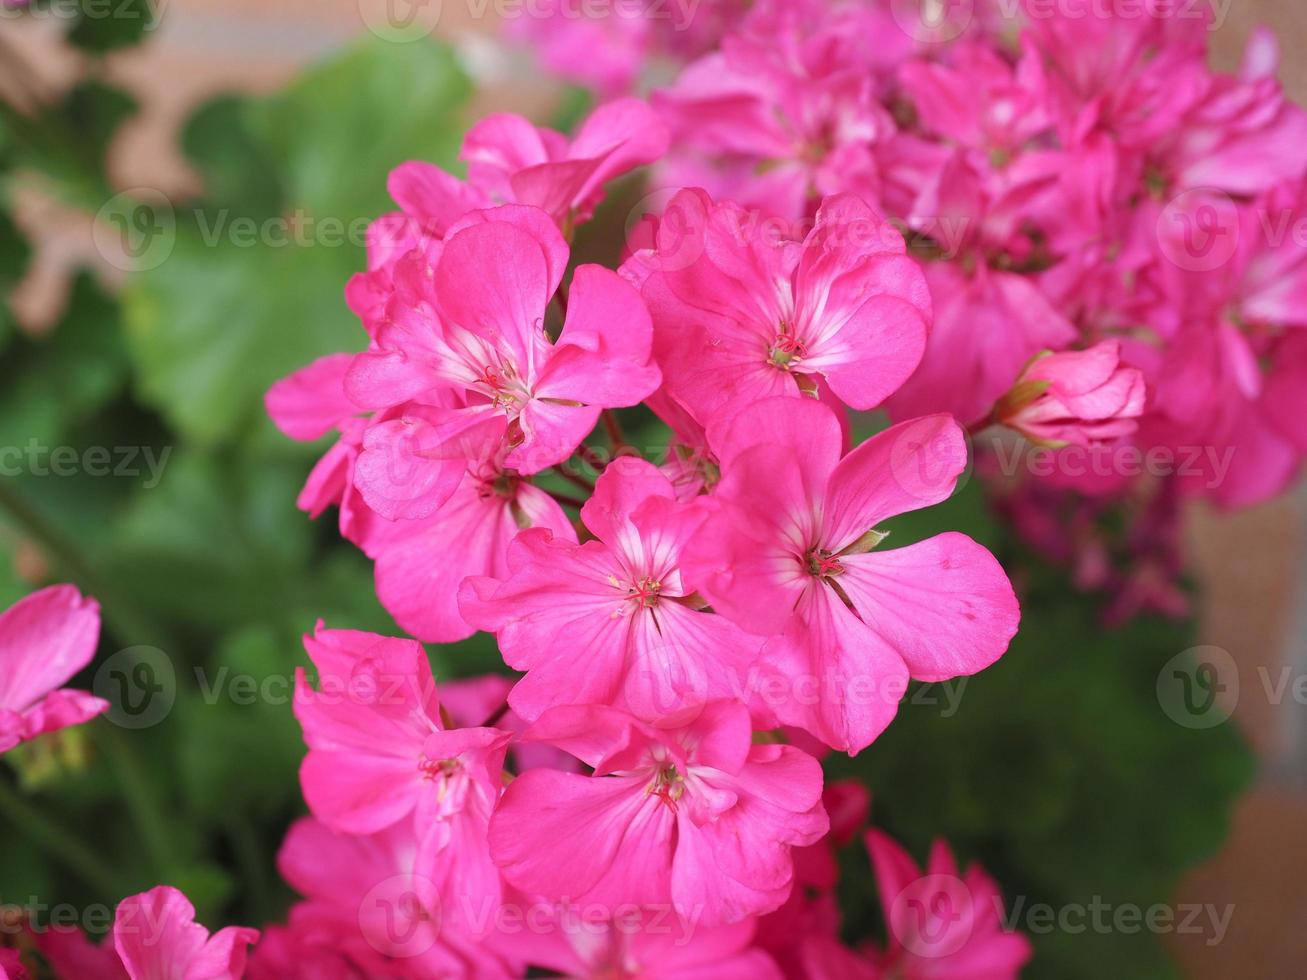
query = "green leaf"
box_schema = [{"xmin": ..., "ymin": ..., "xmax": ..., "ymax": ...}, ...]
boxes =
[
  {"xmin": 101, "ymin": 451, "xmax": 313, "ymax": 631},
  {"xmin": 122, "ymin": 229, "xmax": 361, "ymax": 445},
  {"xmin": 64, "ymin": 0, "xmax": 159, "ymax": 53},
  {"xmin": 177, "ymin": 627, "xmax": 303, "ymax": 821},
  {"xmin": 831, "ymin": 557, "xmax": 1254, "ymax": 980},
  {"xmin": 0, "ymin": 271, "xmax": 128, "ymax": 450},
  {"xmin": 248, "ymin": 35, "xmax": 471, "ymax": 219},
  {"xmin": 0, "ymin": 207, "xmax": 29, "ymax": 346},
  {"xmin": 181, "ymin": 95, "xmax": 285, "ymax": 220},
  {"xmin": 122, "ymin": 36, "xmax": 471, "ymax": 446}
]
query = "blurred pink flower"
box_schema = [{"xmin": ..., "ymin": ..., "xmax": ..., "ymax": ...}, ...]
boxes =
[{"xmin": 0, "ymin": 585, "xmax": 107, "ymax": 753}]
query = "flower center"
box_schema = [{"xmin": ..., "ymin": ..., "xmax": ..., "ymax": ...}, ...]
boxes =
[
  {"xmin": 627, "ymin": 576, "xmax": 662, "ymax": 608},
  {"xmin": 805, "ymin": 548, "xmax": 844, "ymax": 579},
  {"xmin": 476, "ymin": 360, "xmax": 532, "ymax": 412},
  {"xmin": 769, "ymin": 326, "xmax": 807, "ymax": 369},
  {"xmin": 477, "ymin": 470, "xmax": 521, "ymax": 501},
  {"xmin": 418, "ymin": 755, "xmax": 468, "ymax": 812},
  {"xmin": 648, "ymin": 764, "xmax": 685, "ymax": 809},
  {"xmin": 418, "ymin": 755, "xmax": 462, "ymax": 782}
]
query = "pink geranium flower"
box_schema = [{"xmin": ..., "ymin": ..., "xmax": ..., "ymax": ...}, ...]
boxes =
[
  {"xmin": 684, "ymin": 398, "xmax": 1020, "ymax": 753},
  {"xmin": 459, "ymin": 456, "xmax": 761, "ymax": 721},
  {"xmin": 632, "ymin": 189, "xmax": 930, "ymax": 429},
  {"xmin": 347, "ymin": 204, "xmax": 660, "ymax": 486},
  {"xmin": 865, "ymin": 830, "xmax": 1031, "ymax": 979},
  {"xmin": 652, "ymin": 1, "xmax": 899, "ymax": 219},
  {"xmin": 0, "ymin": 585, "xmax": 107, "ymax": 753},
  {"xmin": 271, "ymin": 817, "xmax": 516, "ymax": 976},
  {"xmin": 996, "ymin": 340, "xmax": 1146, "ymax": 447},
  {"xmin": 503, "ymin": 904, "xmax": 781, "ymax": 980},
  {"xmin": 370, "ymin": 453, "xmax": 577, "ymax": 642},
  {"xmin": 376, "ymin": 99, "xmax": 666, "ymax": 250},
  {"xmin": 489, "ymin": 701, "xmax": 828, "ymax": 926},
  {"xmin": 293, "ymin": 625, "xmax": 510, "ymax": 920},
  {"xmin": 113, "ymin": 886, "xmax": 258, "ymax": 980}
]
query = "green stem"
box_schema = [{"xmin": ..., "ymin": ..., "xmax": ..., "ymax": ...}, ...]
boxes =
[
  {"xmin": 0, "ymin": 775, "xmax": 123, "ymax": 897},
  {"xmin": 224, "ymin": 812, "xmax": 272, "ymax": 924},
  {"xmin": 102, "ymin": 727, "xmax": 174, "ymax": 880}
]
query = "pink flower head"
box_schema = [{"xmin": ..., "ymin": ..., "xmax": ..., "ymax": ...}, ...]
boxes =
[
  {"xmin": 865, "ymin": 830, "xmax": 1031, "ymax": 980},
  {"xmin": 369, "ymin": 453, "xmax": 577, "ymax": 642},
  {"xmin": 996, "ymin": 340, "xmax": 1146, "ymax": 447},
  {"xmin": 377, "ymin": 99, "xmax": 666, "ymax": 251},
  {"xmin": 502, "ymin": 902, "xmax": 780, "ymax": 980},
  {"xmin": 489, "ymin": 701, "xmax": 828, "ymax": 926},
  {"xmin": 462, "ymin": 99, "xmax": 668, "ymax": 230},
  {"xmin": 505, "ymin": 0, "xmax": 746, "ymax": 96},
  {"xmin": 112, "ymin": 886, "xmax": 259, "ymax": 980},
  {"xmin": 347, "ymin": 205, "xmax": 660, "ymax": 489},
  {"xmin": 652, "ymin": 2, "xmax": 898, "ymax": 219},
  {"xmin": 0, "ymin": 584, "xmax": 107, "ymax": 753},
  {"xmin": 273, "ymin": 817, "xmax": 516, "ymax": 976},
  {"xmin": 460, "ymin": 456, "xmax": 761, "ymax": 722},
  {"xmin": 293, "ymin": 625, "xmax": 510, "ymax": 919},
  {"xmin": 684, "ymin": 398, "xmax": 1020, "ymax": 753},
  {"xmin": 632, "ymin": 189, "xmax": 930, "ymax": 429}
]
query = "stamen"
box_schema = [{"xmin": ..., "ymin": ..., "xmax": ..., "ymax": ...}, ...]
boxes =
[
  {"xmin": 648, "ymin": 764, "xmax": 685, "ymax": 810},
  {"xmin": 806, "ymin": 548, "xmax": 844, "ymax": 578}
]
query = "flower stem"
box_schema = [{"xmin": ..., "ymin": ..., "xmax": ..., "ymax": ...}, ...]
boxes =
[
  {"xmin": 551, "ymin": 464, "xmax": 595, "ymax": 494},
  {"xmin": 549, "ymin": 490, "xmax": 589, "ymax": 510},
  {"xmin": 602, "ymin": 410, "xmax": 629, "ymax": 451},
  {"xmin": 102, "ymin": 727, "xmax": 175, "ymax": 881},
  {"xmin": 0, "ymin": 774, "xmax": 123, "ymax": 897}
]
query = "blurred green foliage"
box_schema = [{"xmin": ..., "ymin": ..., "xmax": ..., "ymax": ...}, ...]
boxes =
[{"xmin": 0, "ymin": 22, "xmax": 1252, "ymax": 979}]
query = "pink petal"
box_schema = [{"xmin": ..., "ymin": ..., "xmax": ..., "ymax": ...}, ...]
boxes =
[
  {"xmin": 0, "ymin": 585, "xmax": 100, "ymax": 713},
  {"xmin": 536, "ymin": 265, "xmax": 661, "ymax": 408},
  {"xmin": 114, "ymin": 886, "xmax": 257, "ymax": 980},
  {"xmin": 434, "ymin": 219, "xmax": 561, "ymax": 371},
  {"xmin": 838, "ymin": 533, "xmax": 1020, "ymax": 682},
  {"xmin": 761, "ymin": 585, "xmax": 909, "ymax": 753},
  {"xmin": 354, "ymin": 409, "xmax": 505, "ymax": 520},
  {"xmin": 489, "ymin": 769, "xmax": 675, "ymax": 910},
  {"xmin": 810, "ymin": 294, "xmax": 928, "ymax": 410},
  {"xmin": 265, "ymin": 354, "xmax": 357, "ymax": 441},
  {"xmin": 821, "ymin": 414, "xmax": 967, "ymax": 552}
]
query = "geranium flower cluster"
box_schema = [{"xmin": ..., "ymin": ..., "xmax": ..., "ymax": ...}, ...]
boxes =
[
  {"xmin": 1, "ymin": 80, "xmax": 1035, "ymax": 976},
  {"xmin": 247, "ymin": 87, "xmax": 1032, "ymax": 974},
  {"xmin": 518, "ymin": 0, "xmax": 1307, "ymax": 617},
  {"xmin": 10, "ymin": 3, "xmax": 1304, "ymax": 976}
]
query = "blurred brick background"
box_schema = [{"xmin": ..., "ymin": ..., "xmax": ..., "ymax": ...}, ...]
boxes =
[{"xmin": 6, "ymin": 2, "xmax": 1307, "ymax": 976}]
